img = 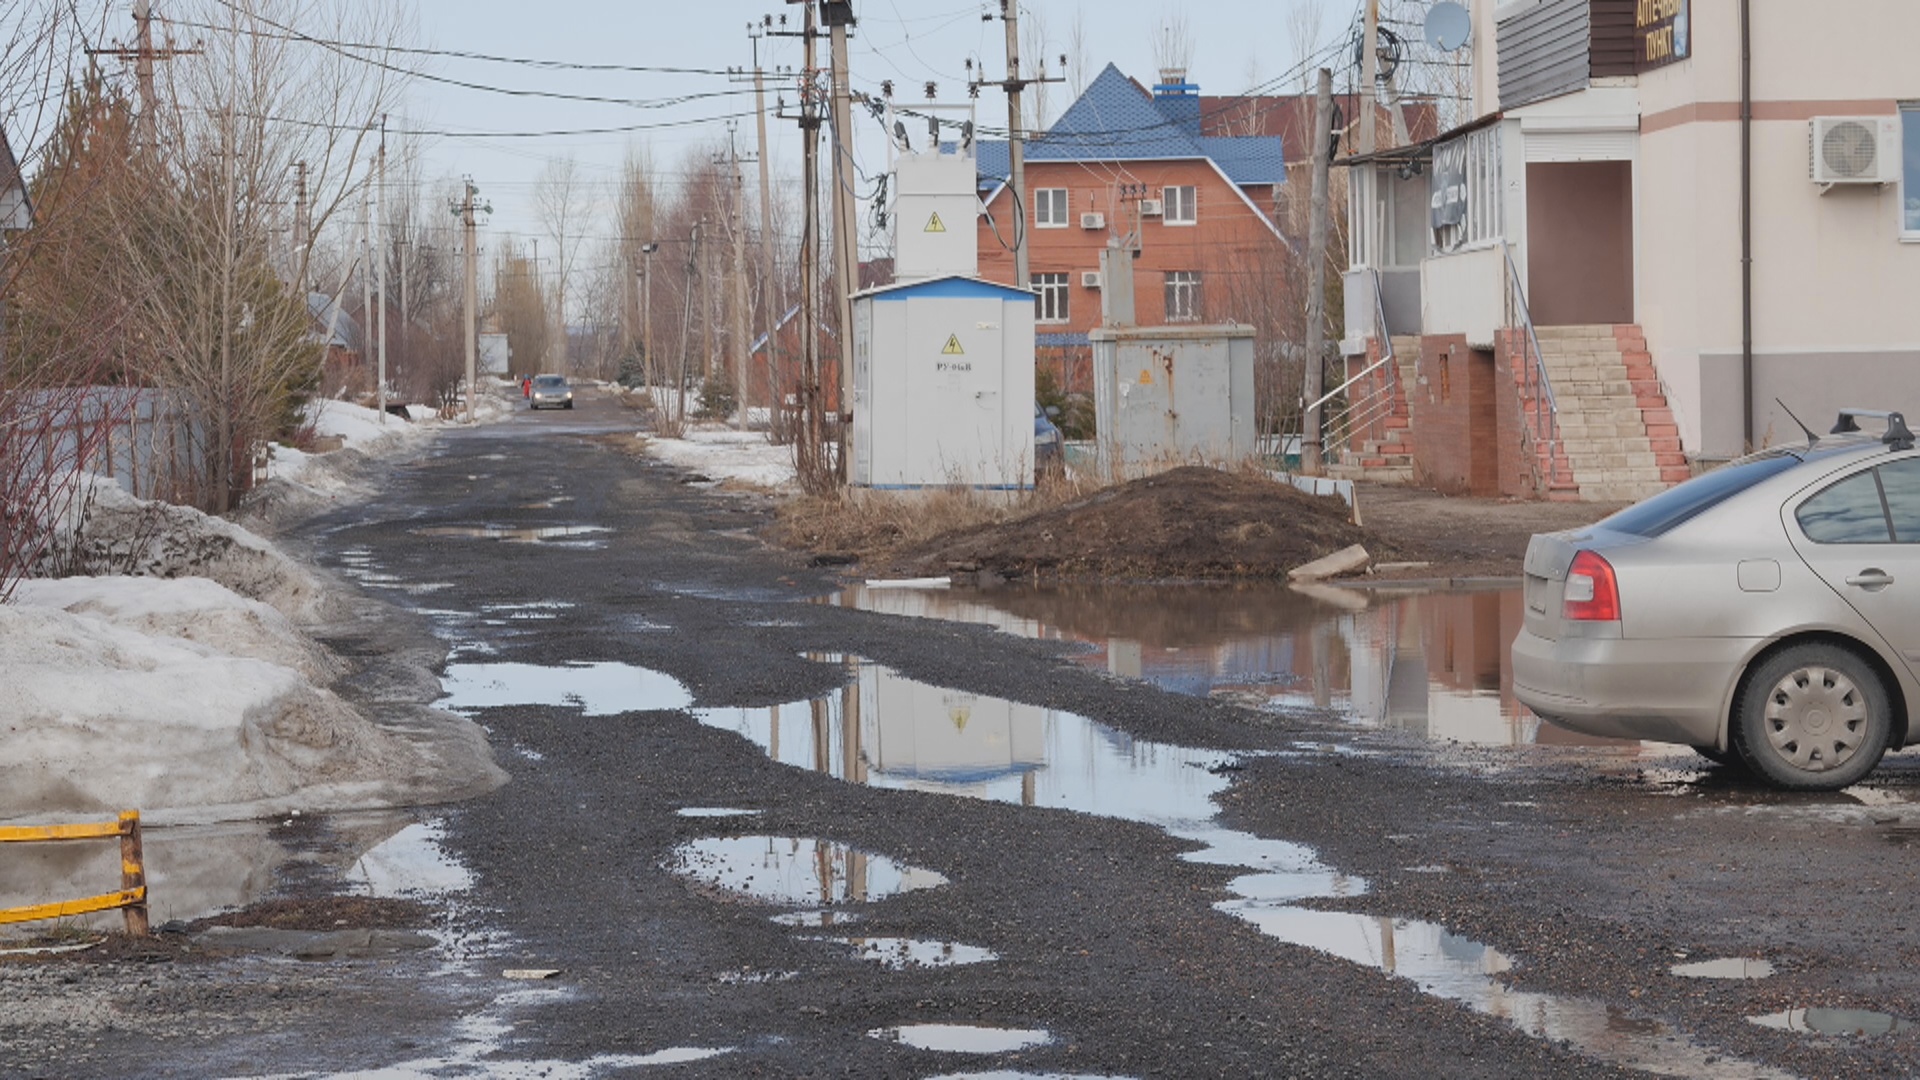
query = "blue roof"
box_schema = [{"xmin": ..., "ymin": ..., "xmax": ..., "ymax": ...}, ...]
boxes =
[
  {"xmin": 976, "ymin": 63, "xmax": 1286, "ymax": 189},
  {"xmin": 856, "ymin": 275, "xmax": 1034, "ymax": 302}
]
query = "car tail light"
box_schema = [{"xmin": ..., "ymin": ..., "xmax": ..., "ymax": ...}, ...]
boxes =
[{"xmin": 1563, "ymin": 550, "xmax": 1620, "ymax": 622}]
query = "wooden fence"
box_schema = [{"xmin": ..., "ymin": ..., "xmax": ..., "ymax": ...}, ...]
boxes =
[{"xmin": 0, "ymin": 810, "xmax": 150, "ymax": 935}]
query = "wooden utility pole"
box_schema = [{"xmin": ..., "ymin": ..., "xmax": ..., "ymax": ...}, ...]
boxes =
[
  {"xmin": 375, "ymin": 116, "xmax": 388, "ymax": 424},
  {"xmin": 453, "ymin": 179, "xmax": 487, "ymax": 424},
  {"xmin": 1302, "ymin": 69, "xmax": 1334, "ymax": 474},
  {"xmin": 89, "ymin": 1, "xmax": 200, "ymax": 152}
]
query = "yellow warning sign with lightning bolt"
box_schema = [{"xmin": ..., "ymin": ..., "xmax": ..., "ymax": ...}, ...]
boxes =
[
  {"xmin": 942, "ymin": 335, "xmax": 965, "ymax": 355},
  {"xmin": 925, "ymin": 212, "xmax": 946, "ymax": 233}
]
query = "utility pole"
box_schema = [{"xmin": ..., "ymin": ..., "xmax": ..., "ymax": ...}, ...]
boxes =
[
  {"xmin": 772, "ymin": 3, "xmax": 825, "ymax": 482},
  {"xmin": 678, "ymin": 222, "xmax": 704, "ymax": 425},
  {"xmin": 375, "ymin": 116, "xmax": 388, "ymax": 424},
  {"xmin": 737, "ymin": 23, "xmax": 785, "ymax": 430},
  {"xmin": 1360, "ymin": 0, "xmax": 1380, "ymax": 156},
  {"xmin": 89, "ymin": 1, "xmax": 201, "ymax": 152},
  {"xmin": 640, "ymin": 241, "xmax": 659, "ymax": 394},
  {"xmin": 292, "ymin": 161, "xmax": 308, "ymax": 272},
  {"xmin": 973, "ymin": 4, "xmax": 1064, "ymax": 291},
  {"xmin": 822, "ymin": 0, "xmax": 859, "ymax": 478},
  {"xmin": 452, "ymin": 179, "xmax": 489, "ymax": 424},
  {"xmin": 1302, "ymin": 69, "xmax": 1334, "ymax": 475},
  {"xmin": 727, "ymin": 124, "xmax": 753, "ymax": 429},
  {"xmin": 361, "ymin": 173, "xmax": 374, "ymax": 411}
]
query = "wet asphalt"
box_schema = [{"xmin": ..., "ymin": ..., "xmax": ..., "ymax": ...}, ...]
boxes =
[{"xmin": 22, "ymin": 387, "xmax": 1920, "ymax": 1079}]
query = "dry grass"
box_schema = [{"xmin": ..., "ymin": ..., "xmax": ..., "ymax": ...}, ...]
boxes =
[{"xmin": 770, "ymin": 471, "xmax": 1106, "ymax": 561}]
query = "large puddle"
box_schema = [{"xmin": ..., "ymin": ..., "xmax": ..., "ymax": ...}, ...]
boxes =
[
  {"xmin": 438, "ymin": 661, "xmax": 694, "ymax": 716},
  {"xmin": 827, "ymin": 582, "xmax": 1645, "ymax": 750},
  {"xmin": 697, "ymin": 655, "xmax": 1790, "ymax": 1079},
  {"xmin": 665, "ymin": 835, "xmax": 949, "ymax": 906}
]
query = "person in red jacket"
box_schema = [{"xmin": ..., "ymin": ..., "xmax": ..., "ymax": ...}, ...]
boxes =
[{"xmin": 522, "ymin": 375, "xmax": 532, "ymax": 400}]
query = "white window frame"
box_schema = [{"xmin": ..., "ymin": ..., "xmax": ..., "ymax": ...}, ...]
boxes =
[
  {"xmin": 1032, "ymin": 272, "xmax": 1070, "ymax": 324},
  {"xmin": 1901, "ymin": 104, "xmax": 1920, "ymax": 241},
  {"xmin": 1034, "ymin": 188, "xmax": 1070, "ymax": 229},
  {"xmin": 1164, "ymin": 270, "xmax": 1202, "ymax": 322},
  {"xmin": 1163, "ymin": 185, "xmax": 1198, "ymax": 226}
]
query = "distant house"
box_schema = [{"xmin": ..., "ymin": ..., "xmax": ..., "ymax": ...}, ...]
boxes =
[
  {"xmin": 0, "ymin": 121, "xmax": 29, "ymax": 233},
  {"xmin": 306, "ymin": 292, "xmax": 363, "ymax": 394},
  {"xmin": 973, "ymin": 64, "xmax": 1290, "ymax": 393}
]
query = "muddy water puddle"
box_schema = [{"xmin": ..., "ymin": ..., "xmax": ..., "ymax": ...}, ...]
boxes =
[
  {"xmin": 412, "ymin": 524, "xmax": 609, "ymax": 545},
  {"xmin": 694, "ymin": 656, "xmax": 1789, "ymax": 1078},
  {"xmin": 1749, "ymin": 1007, "xmax": 1909, "ymax": 1036},
  {"xmin": 808, "ymin": 936, "xmax": 997, "ymax": 969},
  {"xmin": 665, "ymin": 835, "xmax": 948, "ymax": 906},
  {"xmin": 438, "ymin": 661, "xmax": 693, "ymax": 716},
  {"xmin": 1673, "ymin": 958, "xmax": 1776, "ymax": 980},
  {"xmin": 869, "ymin": 1024, "xmax": 1052, "ymax": 1053},
  {"xmin": 828, "ymin": 583, "xmax": 1654, "ymax": 752},
  {"xmin": 0, "ymin": 812, "xmax": 469, "ymax": 936}
]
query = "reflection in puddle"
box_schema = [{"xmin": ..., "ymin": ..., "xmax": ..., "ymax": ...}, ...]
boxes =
[
  {"xmin": 698, "ymin": 657, "xmax": 1787, "ymax": 1079},
  {"xmin": 870, "ymin": 1024, "xmax": 1052, "ymax": 1053},
  {"xmin": 1749, "ymin": 1008, "xmax": 1909, "ymax": 1036},
  {"xmin": 810, "ymin": 936, "xmax": 997, "ymax": 969},
  {"xmin": 439, "ymin": 661, "xmax": 693, "ymax": 716},
  {"xmin": 695, "ymin": 657, "xmax": 1231, "ymax": 826},
  {"xmin": 770, "ymin": 909, "xmax": 864, "ymax": 928},
  {"xmin": 828, "ymin": 583, "xmax": 1658, "ymax": 752},
  {"xmin": 1672, "ymin": 958, "xmax": 1775, "ymax": 980},
  {"xmin": 665, "ymin": 836, "xmax": 948, "ymax": 906},
  {"xmin": 413, "ymin": 524, "xmax": 610, "ymax": 544},
  {"xmin": 349, "ymin": 821, "xmax": 473, "ymax": 897},
  {"xmin": 356, "ymin": 989, "xmax": 735, "ymax": 1074}
]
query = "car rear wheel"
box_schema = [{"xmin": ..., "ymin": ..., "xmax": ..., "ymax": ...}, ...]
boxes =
[{"xmin": 1732, "ymin": 644, "xmax": 1891, "ymax": 790}]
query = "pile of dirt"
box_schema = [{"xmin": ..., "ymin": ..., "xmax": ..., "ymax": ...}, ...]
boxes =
[{"xmin": 883, "ymin": 466, "xmax": 1404, "ymax": 581}]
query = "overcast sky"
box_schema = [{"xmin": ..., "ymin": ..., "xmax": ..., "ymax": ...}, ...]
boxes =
[{"xmin": 395, "ymin": 0, "xmax": 1356, "ymax": 253}]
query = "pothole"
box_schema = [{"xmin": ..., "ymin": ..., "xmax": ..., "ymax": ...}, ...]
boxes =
[
  {"xmin": 809, "ymin": 936, "xmax": 997, "ymax": 969},
  {"xmin": 1671, "ymin": 958, "xmax": 1775, "ymax": 980},
  {"xmin": 413, "ymin": 524, "xmax": 610, "ymax": 544},
  {"xmin": 665, "ymin": 836, "xmax": 947, "ymax": 906},
  {"xmin": 868, "ymin": 1024, "xmax": 1051, "ymax": 1053},
  {"xmin": 438, "ymin": 661, "xmax": 693, "ymax": 716},
  {"xmin": 1749, "ymin": 1008, "xmax": 1909, "ymax": 1036}
]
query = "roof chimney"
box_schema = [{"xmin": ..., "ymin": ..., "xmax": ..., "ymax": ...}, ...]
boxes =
[{"xmin": 1152, "ymin": 70, "xmax": 1200, "ymax": 135}]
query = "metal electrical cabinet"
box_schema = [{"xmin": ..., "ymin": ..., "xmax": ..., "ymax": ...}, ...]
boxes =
[
  {"xmin": 1090, "ymin": 324, "xmax": 1257, "ymax": 479},
  {"xmin": 851, "ymin": 276, "xmax": 1037, "ymax": 491}
]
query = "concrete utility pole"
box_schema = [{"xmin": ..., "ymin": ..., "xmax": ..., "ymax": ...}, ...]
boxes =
[
  {"xmin": 375, "ymin": 116, "xmax": 388, "ymax": 424},
  {"xmin": 679, "ymin": 221, "xmax": 703, "ymax": 424},
  {"xmin": 823, "ymin": 0, "xmax": 859, "ymax": 479},
  {"xmin": 452, "ymin": 179, "xmax": 488, "ymax": 424},
  {"xmin": 743, "ymin": 23, "xmax": 782, "ymax": 426},
  {"xmin": 361, "ymin": 173, "xmax": 374, "ymax": 409},
  {"xmin": 727, "ymin": 126, "xmax": 753, "ymax": 429},
  {"xmin": 1360, "ymin": 0, "xmax": 1379, "ymax": 156},
  {"xmin": 1302, "ymin": 69, "xmax": 1334, "ymax": 475},
  {"xmin": 640, "ymin": 241, "xmax": 659, "ymax": 392},
  {"xmin": 88, "ymin": 1, "xmax": 200, "ymax": 152},
  {"xmin": 772, "ymin": 2, "xmax": 826, "ymax": 479},
  {"xmin": 1001, "ymin": 0, "xmax": 1029, "ymax": 288}
]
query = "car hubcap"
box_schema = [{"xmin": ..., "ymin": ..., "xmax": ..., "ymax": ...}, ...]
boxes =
[{"xmin": 1763, "ymin": 666, "xmax": 1867, "ymax": 771}]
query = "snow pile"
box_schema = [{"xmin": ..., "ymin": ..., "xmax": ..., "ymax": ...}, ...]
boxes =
[
  {"xmin": 41, "ymin": 475, "xmax": 333, "ymax": 623},
  {"xmin": 0, "ymin": 600, "xmax": 467, "ymax": 826},
  {"xmin": 13, "ymin": 576, "xmax": 343, "ymax": 683},
  {"xmin": 640, "ymin": 426, "xmax": 796, "ymax": 492}
]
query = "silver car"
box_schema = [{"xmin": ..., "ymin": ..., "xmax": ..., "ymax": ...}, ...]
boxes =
[
  {"xmin": 530, "ymin": 374, "xmax": 574, "ymax": 410},
  {"xmin": 1513, "ymin": 409, "xmax": 1920, "ymax": 790}
]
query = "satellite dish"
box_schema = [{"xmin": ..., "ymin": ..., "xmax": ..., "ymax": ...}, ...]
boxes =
[{"xmin": 1424, "ymin": 2, "xmax": 1472, "ymax": 52}]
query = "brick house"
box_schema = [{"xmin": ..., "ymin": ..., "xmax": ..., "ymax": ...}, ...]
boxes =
[{"xmin": 972, "ymin": 64, "xmax": 1290, "ymax": 395}]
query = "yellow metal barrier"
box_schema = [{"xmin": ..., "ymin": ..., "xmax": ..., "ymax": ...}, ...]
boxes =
[{"xmin": 0, "ymin": 810, "xmax": 149, "ymax": 935}]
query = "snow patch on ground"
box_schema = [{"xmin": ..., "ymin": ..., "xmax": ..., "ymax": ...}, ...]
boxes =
[{"xmin": 639, "ymin": 425, "xmax": 796, "ymax": 492}]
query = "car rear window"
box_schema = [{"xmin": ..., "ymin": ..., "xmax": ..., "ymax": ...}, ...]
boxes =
[{"xmin": 1598, "ymin": 451, "xmax": 1803, "ymax": 537}]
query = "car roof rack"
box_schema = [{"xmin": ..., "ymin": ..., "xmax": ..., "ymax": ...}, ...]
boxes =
[{"xmin": 1830, "ymin": 408, "xmax": 1916, "ymax": 451}]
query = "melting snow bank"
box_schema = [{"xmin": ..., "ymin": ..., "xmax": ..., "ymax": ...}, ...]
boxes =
[
  {"xmin": 2, "ymin": 400, "xmax": 508, "ymax": 827},
  {"xmin": 637, "ymin": 424, "xmax": 797, "ymax": 492},
  {"xmin": 2, "ymin": 574, "xmax": 502, "ymax": 827}
]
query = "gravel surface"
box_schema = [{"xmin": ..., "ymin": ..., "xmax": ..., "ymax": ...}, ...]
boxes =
[{"xmin": 6, "ymin": 388, "xmax": 1919, "ymax": 1079}]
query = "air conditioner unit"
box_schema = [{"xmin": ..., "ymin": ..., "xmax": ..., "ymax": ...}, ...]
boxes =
[
  {"xmin": 1081, "ymin": 270, "xmax": 1102, "ymax": 289},
  {"xmin": 1810, "ymin": 116, "xmax": 1901, "ymax": 185},
  {"xmin": 1080, "ymin": 212, "xmax": 1106, "ymax": 229},
  {"xmin": 1138, "ymin": 198, "xmax": 1164, "ymax": 216}
]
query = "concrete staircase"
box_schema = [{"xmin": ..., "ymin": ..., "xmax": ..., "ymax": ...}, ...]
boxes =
[
  {"xmin": 1328, "ymin": 335, "xmax": 1420, "ymax": 484},
  {"xmin": 1531, "ymin": 325, "xmax": 1690, "ymax": 502}
]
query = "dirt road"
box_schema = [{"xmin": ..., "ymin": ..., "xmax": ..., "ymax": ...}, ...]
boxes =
[{"xmin": 5, "ymin": 388, "xmax": 1917, "ymax": 1079}]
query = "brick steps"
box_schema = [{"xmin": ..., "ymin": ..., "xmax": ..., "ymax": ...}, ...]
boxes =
[{"xmin": 1531, "ymin": 324, "xmax": 1686, "ymax": 500}]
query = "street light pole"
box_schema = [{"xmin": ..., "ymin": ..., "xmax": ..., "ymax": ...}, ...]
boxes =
[{"xmin": 641, "ymin": 241, "xmax": 659, "ymax": 404}]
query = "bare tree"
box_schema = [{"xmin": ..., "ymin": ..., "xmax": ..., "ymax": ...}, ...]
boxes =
[
  {"xmin": 1285, "ymin": 0, "xmax": 1329, "ymax": 93},
  {"xmin": 1064, "ymin": 4, "xmax": 1092, "ymax": 102},
  {"xmin": 1152, "ymin": 8, "xmax": 1195, "ymax": 77},
  {"xmin": 533, "ymin": 153, "xmax": 589, "ymax": 376}
]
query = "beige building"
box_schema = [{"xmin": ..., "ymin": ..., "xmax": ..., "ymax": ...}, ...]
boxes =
[{"xmin": 1342, "ymin": 0, "xmax": 1920, "ymax": 498}]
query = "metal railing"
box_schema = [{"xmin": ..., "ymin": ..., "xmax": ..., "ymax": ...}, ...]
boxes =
[
  {"xmin": 1502, "ymin": 242, "xmax": 1565, "ymax": 494},
  {"xmin": 1306, "ymin": 268, "xmax": 1402, "ymax": 464}
]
